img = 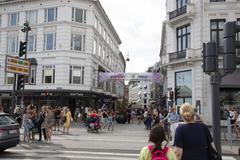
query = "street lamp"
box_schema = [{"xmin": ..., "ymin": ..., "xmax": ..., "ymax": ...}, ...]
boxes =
[{"xmin": 126, "ymin": 53, "xmax": 130, "ymax": 61}]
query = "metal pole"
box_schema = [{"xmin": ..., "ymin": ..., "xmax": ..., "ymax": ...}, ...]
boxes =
[
  {"xmin": 210, "ymin": 72, "xmax": 222, "ymax": 154},
  {"xmin": 20, "ymin": 21, "xmax": 31, "ymax": 108},
  {"xmin": 11, "ymin": 74, "xmax": 17, "ymax": 113}
]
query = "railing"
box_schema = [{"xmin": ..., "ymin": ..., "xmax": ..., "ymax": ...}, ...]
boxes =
[
  {"xmin": 169, "ymin": 6, "xmax": 187, "ymax": 20},
  {"xmin": 169, "ymin": 50, "xmax": 186, "ymax": 62}
]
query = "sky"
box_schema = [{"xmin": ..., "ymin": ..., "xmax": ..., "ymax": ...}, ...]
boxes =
[{"xmin": 100, "ymin": 0, "xmax": 166, "ymax": 73}]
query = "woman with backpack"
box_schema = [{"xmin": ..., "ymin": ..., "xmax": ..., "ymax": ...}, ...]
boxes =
[{"xmin": 139, "ymin": 125, "xmax": 177, "ymax": 160}]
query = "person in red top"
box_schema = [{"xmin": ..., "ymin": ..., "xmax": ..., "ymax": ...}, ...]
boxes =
[{"xmin": 90, "ymin": 110, "xmax": 97, "ymax": 118}]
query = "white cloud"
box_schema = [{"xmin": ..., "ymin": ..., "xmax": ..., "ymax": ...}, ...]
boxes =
[{"xmin": 100, "ymin": 0, "xmax": 166, "ymax": 73}]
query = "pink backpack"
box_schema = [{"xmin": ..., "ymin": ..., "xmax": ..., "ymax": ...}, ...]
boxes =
[{"xmin": 148, "ymin": 145, "xmax": 169, "ymax": 160}]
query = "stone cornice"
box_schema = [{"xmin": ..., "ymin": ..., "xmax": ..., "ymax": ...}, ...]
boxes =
[{"xmin": 205, "ymin": 1, "xmax": 240, "ymax": 12}]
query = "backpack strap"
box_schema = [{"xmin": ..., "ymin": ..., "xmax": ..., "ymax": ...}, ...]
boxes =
[
  {"xmin": 162, "ymin": 146, "xmax": 169, "ymax": 154},
  {"xmin": 147, "ymin": 145, "xmax": 153, "ymax": 151},
  {"xmin": 147, "ymin": 145, "xmax": 169, "ymax": 153}
]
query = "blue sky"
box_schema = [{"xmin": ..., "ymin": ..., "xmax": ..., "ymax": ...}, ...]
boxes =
[{"xmin": 100, "ymin": 0, "xmax": 166, "ymax": 73}]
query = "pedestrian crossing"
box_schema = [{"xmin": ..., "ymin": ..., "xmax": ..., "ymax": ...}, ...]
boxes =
[
  {"xmin": 3, "ymin": 148, "xmax": 139, "ymax": 160},
  {"xmin": 3, "ymin": 148, "xmax": 237, "ymax": 160}
]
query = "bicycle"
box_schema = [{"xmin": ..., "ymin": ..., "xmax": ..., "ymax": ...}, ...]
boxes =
[{"xmin": 160, "ymin": 120, "xmax": 172, "ymax": 141}]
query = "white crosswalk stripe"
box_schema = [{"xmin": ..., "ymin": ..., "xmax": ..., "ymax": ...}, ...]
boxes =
[
  {"xmin": 4, "ymin": 148, "xmax": 237, "ymax": 160},
  {"xmin": 4, "ymin": 148, "xmax": 139, "ymax": 160}
]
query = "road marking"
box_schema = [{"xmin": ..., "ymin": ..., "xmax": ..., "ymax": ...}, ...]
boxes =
[
  {"xmin": 222, "ymin": 156, "xmax": 237, "ymax": 160},
  {"xmin": 7, "ymin": 149, "xmax": 139, "ymax": 156},
  {"xmin": 52, "ymin": 136, "xmax": 147, "ymax": 143}
]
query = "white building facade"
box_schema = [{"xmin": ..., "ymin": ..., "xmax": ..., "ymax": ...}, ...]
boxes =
[
  {"xmin": 128, "ymin": 81, "xmax": 151, "ymax": 109},
  {"xmin": 161, "ymin": 0, "xmax": 240, "ymax": 124},
  {"xmin": 0, "ymin": 0, "xmax": 125, "ymax": 112}
]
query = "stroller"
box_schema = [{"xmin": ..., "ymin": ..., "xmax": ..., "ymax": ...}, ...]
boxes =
[{"xmin": 85, "ymin": 117, "xmax": 101, "ymax": 133}]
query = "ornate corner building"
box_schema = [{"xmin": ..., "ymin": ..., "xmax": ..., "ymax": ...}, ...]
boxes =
[
  {"xmin": 0, "ymin": 0, "xmax": 125, "ymax": 112},
  {"xmin": 160, "ymin": 0, "xmax": 240, "ymax": 124}
]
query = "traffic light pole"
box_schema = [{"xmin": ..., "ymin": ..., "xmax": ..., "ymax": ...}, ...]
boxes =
[
  {"xmin": 210, "ymin": 72, "xmax": 221, "ymax": 154},
  {"xmin": 19, "ymin": 21, "xmax": 31, "ymax": 108},
  {"xmin": 10, "ymin": 74, "xmax": 17, "ymax": 113}
]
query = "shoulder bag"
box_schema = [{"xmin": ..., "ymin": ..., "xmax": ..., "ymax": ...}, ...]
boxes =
[{"xmin": 204, "ymin": 125, "xmax": 222, "ymax": 160}]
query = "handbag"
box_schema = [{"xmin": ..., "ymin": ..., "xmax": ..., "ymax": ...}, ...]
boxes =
[{"xmin": 204, "ymin": 125, "xmax": 222, "ymax": 160}]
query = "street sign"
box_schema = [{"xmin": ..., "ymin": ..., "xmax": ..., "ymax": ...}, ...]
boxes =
[{"xmin": 5, "ymin": 55, "xmax": 30, "ymax": 75}]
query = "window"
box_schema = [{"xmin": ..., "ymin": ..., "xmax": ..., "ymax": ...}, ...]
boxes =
[
  {"xmin": 45, "ymin": 8, "xmax": 57, "ymax": 22},
  {"xmin": 237, "ymin": 18, "xmax": 240, "ymax": 41},
  {"xmin": 27, "ymin": 35, "xmax": 37, "ymax": 52},
  {"xmin": 26, "ymin": 10, "xmax": 37, "ymax": 24},
  {"xmin": 7, "ymin": 35, "xmax": 18, "ymax": 54},
  {"xmin": 0, "ymin": 15, "xmax": 2, "ymax": 27},
  {"xmin": 144, "ymin": 85, "xmax": 147, "ymax": 90},
  {"xmin": 103, "ymin": 48, "xmax": 106, "ymax": 60},
  {"xmin": 98, "ymin": 44, "xmax": 102, "ymax": 57},
  {"xmin": 44, "ymin": 33, "xmax": 56, "ymax": 50},
  {"xmin": 144, "ymin": 99, "xmax": 147, "ymax": 104},
  {"xmin": 6, "ymin": 73, "xmax": 14, "ymax": 84},
  {"xmin": 8, "ymin": 12, "xmax": 19, "ymax": 26},
  {"xmin": 93, "ymin": 39, "xmax": 97, "ymax": 54},
  {"xmin": 72, "ymin": 8, "xmax": 86, "ymax": 23},
  {"xmin": 42, "ymin": 66, "xmax": 55, "ymax": 84},
  {"xmin": 94, "ymin": 16, "xmax": 98, "ymax": 29},
  {"xmin": 177, "ymin": 24, "xmax": 191, "ymax": 52},
  {"xmin": 98, "ymin": 22, "xmax": 102, "ymax": 34},
  {"xmin": 69, "ymin": 66, "xmax": 85, "ymax": 84},
  {"xmin": 237, "ymin": 19, "xmax": 240, "ymax": 55},
  {"xmin": 210, "ymin": 0, "xmax": 225, "ymax": 2},
  {"xmin": 25, "ymin": 65, "xmax": 36, "ymax": 84},
  {"xmin": 210, "ymin": 19, "xmax": 225, "ymax": 47},
  {"xmin": 175, "ymin": 70, "xmax": 192, "ymax": 105},
  {"xmin": 71, "ymin": 33, "xmax": 85, "ymax": 51},
  {"xmin": 177, "ymin": 0, "xmax": 187, "ymax": 9}
]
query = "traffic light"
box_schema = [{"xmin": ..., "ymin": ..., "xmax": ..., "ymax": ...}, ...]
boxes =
[
  {"xmin": 202, "ymin": 42, "xmax": 218, "ymax": 73},
  {"xmin": 19, "ymin": 41, "xmax": 27, "ymax": 57},
  {"xmin": 17, "ymin": 75, "xmax": 25, "ymax": 90},
  {"xmin": 175, "ymin": 87, "xmax": 180, "ymax": 101},
  {"xmin": 223, "ymin": 21, "xmax": 240, "ymax": 73},
  {"xmin": 169, "ymin": 91, "xmax": 174, "ymax": 100}
]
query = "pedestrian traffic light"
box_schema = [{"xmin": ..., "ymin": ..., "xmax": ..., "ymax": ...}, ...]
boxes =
[
  {"xmin": 223, "ymin": 21, "xmax": 240, "ymax": 73},
  {"xmin": 175, "ymin": 87, "xmax": 180, "ymax": 101},
  {"xmin": 169, "ymin": 91, "xmax": 174, "ymax": 100},
  {"xmin": 202, "ymin": 42, "xmax": 218, "ymax": 73},
  {"xmin": 17, "ymin": 75, "xmax": 25, "ymax": 90},
  {"xmin": 19, "ymin": 41, "xmax": 27, "ymax": 57}
]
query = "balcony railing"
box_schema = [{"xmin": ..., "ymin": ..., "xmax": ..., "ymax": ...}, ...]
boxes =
[
  {"xmin": 169, "ymin": 50, "xmax": 186, "ymax": 62},
  {"xmin": 169, "ymin": 6, "xmax": 187, "ymax": 20}
]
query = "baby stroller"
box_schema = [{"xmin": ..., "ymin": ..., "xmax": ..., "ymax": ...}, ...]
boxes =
[{"xmin": 85, "ymin": 117, "xmax": 101, "ymax": 133}]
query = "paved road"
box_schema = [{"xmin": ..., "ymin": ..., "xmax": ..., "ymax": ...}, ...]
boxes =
[{"xmin": 1, "ymin": 123, "xmax": 239, "ymax": 160}]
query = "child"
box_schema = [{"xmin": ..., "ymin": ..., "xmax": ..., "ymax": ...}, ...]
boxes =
[
  {"xmin": 107, "ymin": 112, "xmax": 114, "ymax": 131},
  {"xmin": 139, "ymin": 125, "xmax": 177, "ymax": 160}
]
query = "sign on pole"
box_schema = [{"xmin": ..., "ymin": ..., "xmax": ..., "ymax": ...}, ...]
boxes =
[{"xmin": 5, "ymin": 55, "xmax": 30, "ymax": 75}]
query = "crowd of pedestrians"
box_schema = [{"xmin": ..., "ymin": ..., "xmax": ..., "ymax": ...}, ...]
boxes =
[{"xmin": 12, "ymin": 105, "xmax": 73, "ymax": 143}]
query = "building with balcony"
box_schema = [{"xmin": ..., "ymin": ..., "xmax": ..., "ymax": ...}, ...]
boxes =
[
  {"xmin": 0, "ymin": 0, "xmax": 125, "ymax": 113},
  {"xmin": 160, "ymin": 0, "xmax": 240, "ymax": 124},
  {"xmin": 128, "ymin": 80, "xmax": 151, "ymax": 110},
  {"xmin": 147, "ymin": 62, "xmax": 163, "ymax": 110}
]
